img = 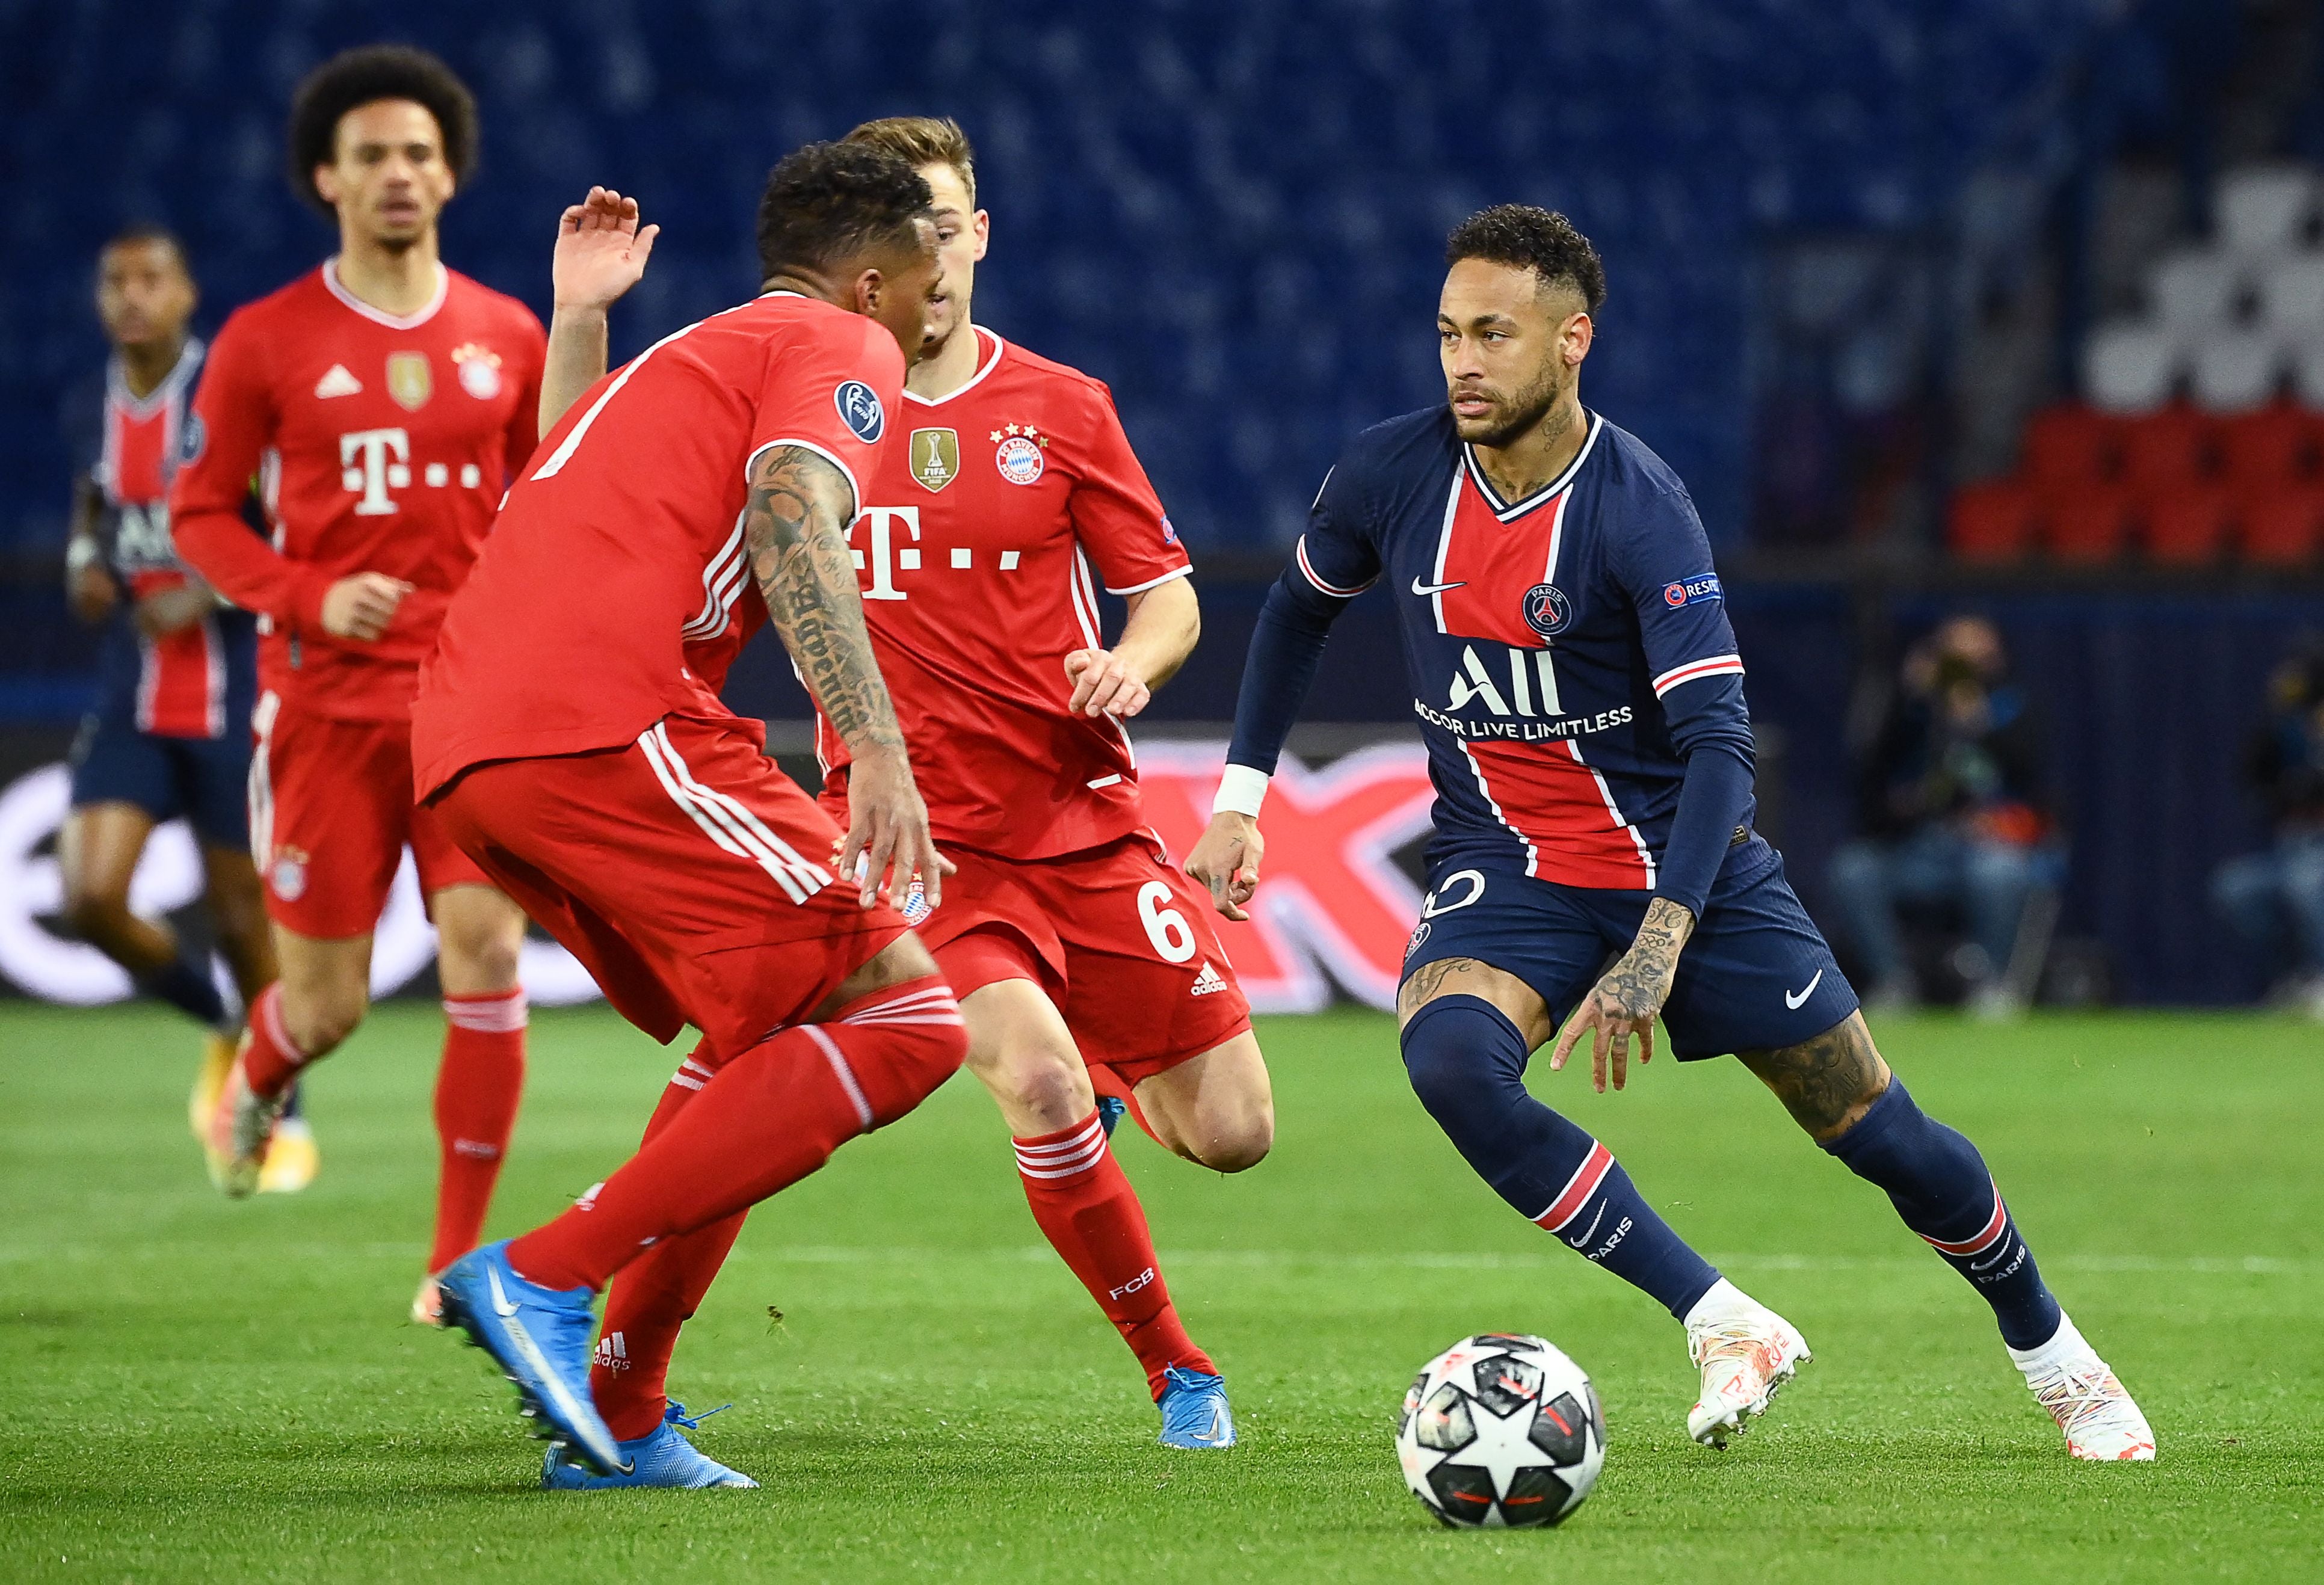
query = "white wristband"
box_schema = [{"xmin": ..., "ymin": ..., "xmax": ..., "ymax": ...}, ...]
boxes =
[{"xmin": 1212, "ymin": 763, "xmax": 1271, "ymax": 818}]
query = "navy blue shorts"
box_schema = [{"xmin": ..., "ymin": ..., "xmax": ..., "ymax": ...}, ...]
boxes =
[
  {"xmin": 69, "ymin": 713, "xmax": 251, "ymax": 850},
  {"xmin": 1401, "ymin": 839, "xmax": 1859, "ymax": 1059}
]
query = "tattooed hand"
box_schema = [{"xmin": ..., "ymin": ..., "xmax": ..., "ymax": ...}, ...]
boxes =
[
  {"xmin": 744, "ymin": 443, "xmax": 949, "ymax": 910},
  {"xmin": 1550, "ymin": 896, "xmax": 1697, "ymax": 1093}
]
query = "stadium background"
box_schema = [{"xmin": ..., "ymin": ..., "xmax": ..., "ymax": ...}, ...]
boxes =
[{"xmin": 0, "ymin": 0, "xmax": 2313, "ymax": 1007}]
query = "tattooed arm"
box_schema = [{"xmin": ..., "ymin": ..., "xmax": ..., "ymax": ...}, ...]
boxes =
[
  {"xmin": 1549, "ymin": 896, "xmax": 1697, "ymax": 1094},
  {"xmin": 742, "ymin": 443, "xmax": 948, "ymax": 908}
]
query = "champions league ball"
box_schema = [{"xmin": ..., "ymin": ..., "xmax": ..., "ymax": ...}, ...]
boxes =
[{"xmin": 1395, "ymin": 1334, "xmax": 1607, "ymax": 1528}]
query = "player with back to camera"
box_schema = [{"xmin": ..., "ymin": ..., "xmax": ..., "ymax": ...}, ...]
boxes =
[
  {"xmin": 170, "ymin": 48, "xmax": 563, "ymax": 1324},
  {"xmin": 409, "ymin": 141, "xmax": 967, "ymax": 1488},
  {"xmin": 60, "ymin": 226, "xmax": 309, "ymax": 1192},
  {"xmin": 812, "ymin": 115, "xmax": 1268, "ymax": 1450},
  {"xmin": 1188, "ymin": 206, "xmax": 2156, "ymax": 1462}
]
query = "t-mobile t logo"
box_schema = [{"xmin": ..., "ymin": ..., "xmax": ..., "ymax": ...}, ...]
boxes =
[
  {"xmin": 854, "ymin": 505, "xmax": 922, "ymax": 600},
  {"xmin": 340, "ymin": 428, "xmax": 411, "ymax": 517}
]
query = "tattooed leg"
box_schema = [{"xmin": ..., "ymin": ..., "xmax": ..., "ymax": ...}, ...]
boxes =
[
  {"xmin": 1396, "ymin": 955, "xmax": 1555, "ymax": 1048},
  {"xmin": 1738, "ymin": 1011, "xmax": 1892, "ymax": 1140},
  {"xmin": 1757, "ymin": 1011, "xmax": 2065, "ymax": 1349}
]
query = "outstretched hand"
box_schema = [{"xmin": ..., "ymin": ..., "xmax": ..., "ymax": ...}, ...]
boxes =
[
  {"xmin": 552, "ymin": 186, "xmax": 659, "ymax": 313},
  {"xmin": 1186, "ymin": 811, "xmax": 1263, "ymax": 922},
  {"xmin": 1549, "ymin": 897, "xmax": 1696, "ymax": 1093}
]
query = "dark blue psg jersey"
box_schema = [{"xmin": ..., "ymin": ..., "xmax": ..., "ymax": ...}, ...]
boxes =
[{"xmin": 1295, "ymin": 406, "xmax": 1751, "ymax": 890}]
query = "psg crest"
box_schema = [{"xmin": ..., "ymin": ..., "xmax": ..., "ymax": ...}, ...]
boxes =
[
  {"xmin": 835, "ymin": 380, "xmax": 886, "ymax": 443},
  {"xmin": 1522, "ymin": 583, "xmax": 1572, "ymax": 639}
]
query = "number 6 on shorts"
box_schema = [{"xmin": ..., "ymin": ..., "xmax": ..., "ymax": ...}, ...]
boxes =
[{"xmin": 1137, "ymin": 879, "xmax": 1198, "ymax": 964}]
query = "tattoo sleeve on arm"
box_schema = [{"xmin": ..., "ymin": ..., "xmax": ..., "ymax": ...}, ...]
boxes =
[
  {"xmin": 1600, "ymin": 896, "xmax": 1697, "ymax": 1012},
  {"xmin": 743, "ymin": 445, "xmax": 903, "ymax": 753}
]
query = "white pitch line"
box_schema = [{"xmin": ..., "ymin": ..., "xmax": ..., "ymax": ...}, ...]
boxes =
[{"xmin": 744, "ymin": 1246, "xmax": 2313, "ymax": 1277}]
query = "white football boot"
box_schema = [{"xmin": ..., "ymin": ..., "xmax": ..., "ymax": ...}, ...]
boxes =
[
  {"xmin": 1683, "ymin": 1279, "xmax": 1812, "ymax": 1448},
  {"xmin": 2010, "ymin": 1314, "xmax": 2156, "ymax": 1461},
  {"xmin": 203, "ymin": 1056, "xmax": 286, "ymax": 1199}
]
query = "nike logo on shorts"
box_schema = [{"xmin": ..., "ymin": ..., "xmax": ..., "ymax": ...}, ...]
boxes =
[{"xmin": 1784, "ymin": 968, "xmax": 1825, "ymax": 1011}]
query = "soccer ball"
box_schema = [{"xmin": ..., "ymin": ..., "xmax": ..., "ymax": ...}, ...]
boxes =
[{"xmin": 1395, "ymin": 1333, "xmax": 1606, "ymax": 1528}]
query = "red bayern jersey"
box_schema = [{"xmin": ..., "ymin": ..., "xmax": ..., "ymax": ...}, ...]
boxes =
[
  {"xmin": 169, "ymin": 260, "xmax": 546, "ymax": 722},
  {"xmin": 411, "ymin": 292, "xmax": 907, "ymax": 798},
  {"xmin": 816, "ymin": 329, "xmax": 1191, "ymax": 860}
]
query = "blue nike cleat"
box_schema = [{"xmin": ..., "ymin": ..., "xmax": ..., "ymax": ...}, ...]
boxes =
[
  {"xmin": 543, "ymin": 1402, "xmax": 759, "ymax": 1489},
  {"xmin": 1156, "ymin": 1364, "xmax": 1236, "ymax": 1449},
  {"xmin": 1095, "ymin": 1094, "xmax": 1129, "ymax": 1137},
  {"xmin": 435, "ymin": 1240, "xmax": 629, "ymax": 1477}
]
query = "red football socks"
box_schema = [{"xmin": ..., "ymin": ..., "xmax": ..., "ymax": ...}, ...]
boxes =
[
  {"xmin": 590, "ymin": 1056, "xmax": 748, "ymax": 1441},
  {"xmin": 238, "ymin": 984, "xmax": 310, "ymax": 1100},
  {"xmin": 507, "ymin": 976, "xmax": 965, "ymax": 1294},
  {"xmin": 427, "ymin": 989, "xmax": 529, "ymax": 1274},
  {"xmin": 1014, "ymin": 1110, "xmax": 1215, "ymax": 1399}
]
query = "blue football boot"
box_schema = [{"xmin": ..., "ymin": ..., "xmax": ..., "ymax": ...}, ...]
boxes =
[
  {"xmin": 1156, "ymin": 1364, "xmax": 1236, "ymax": 1449},
  {"xmin": 1095, "ymin": 1094, "xmax": 1129, "ymax": 1137},
  {"xmin": 435, "ymin": 1240, "xmax": 629, "ymax": 1477},
  {"xmin": 543, "ymin": 1402, "xmax": 759, "ymax": 1489}
]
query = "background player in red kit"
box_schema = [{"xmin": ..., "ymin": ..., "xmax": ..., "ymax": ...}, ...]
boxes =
[
  {"xmin": 169, "ymin": 49, "xmax": 545, "ymax": 1307},
  {"xmin": 411, "ymin": 142, "xmax": 966, "ymax": 1487},
  {"xmin": 59, "ymin": 228, "xmax": 303, "ymax": 1189},
  {"xmin": 833, "ymin": 118, "xmax": 1271, "ymax": 1450}
]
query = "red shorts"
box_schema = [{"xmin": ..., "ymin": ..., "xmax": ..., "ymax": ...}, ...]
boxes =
[
  {"xmin": 433, "ymin": 712, "xmax": 906, "ymax": 1060},
  {"xmin": 248, "ymin": 691, "xmax": 491, "ymax": 938},
  {"xmin": 920, "ymin": 832, "xmax": 1253, "ymax": 1086}
]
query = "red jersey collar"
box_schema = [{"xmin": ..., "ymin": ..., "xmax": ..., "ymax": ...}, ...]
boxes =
[
  {"xmin": 322, "ymin": 257, "xmax": 449, "ymax": 330},
  {"xmin": 904, "ymin": 325, "xmax": 1005, "ymax": 407}
]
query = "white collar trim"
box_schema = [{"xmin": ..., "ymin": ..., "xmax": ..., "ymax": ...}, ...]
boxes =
[
  {"xmin": 322, "ymin": 257, "xmax": 449, "ymax": 329},
  {"xmin": 1463, "ymin": 410, "xmax": 1604, "ymax": 522},
  {"xmin": 106, "ymin": 337, "xmax": 205, "ymax": 417},
  {"xmin": 904, "ymin": 326, "xmax": 1005, "ymax": 407}
]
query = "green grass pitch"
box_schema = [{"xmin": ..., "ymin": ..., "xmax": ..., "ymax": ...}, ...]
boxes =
[{"xmin": 1, "ymin": 1000, "xmax": 2317, "ymax": 1583}]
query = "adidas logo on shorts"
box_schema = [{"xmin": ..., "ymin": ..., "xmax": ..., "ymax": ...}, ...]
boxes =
[{"xmin": 1191, "ymin": 962, "xmax": 1228, "ymax": 997}]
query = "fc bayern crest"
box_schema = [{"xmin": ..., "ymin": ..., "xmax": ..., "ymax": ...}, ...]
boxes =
[
  {"xmin": 1522, "ymin": 583, "xmax": 1572, "ymax": 639},
  {"xmin": 834, "ymin": 381, "xmax": 885, "ymax": 443},
  {"xmin": 452, "ymin": 342, "xmax": 504, "ymax": 399},
  {"xmin": 995, "ymin": 433, "xmax": 1046, "ymax": 485}
]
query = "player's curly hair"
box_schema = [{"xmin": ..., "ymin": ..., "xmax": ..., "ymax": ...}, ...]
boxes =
[
  {"xmin": 286, "ymin": 45, "xmax": 478, "ymax": 215},
  {"xmin": 1446, "ymin": 205, "xmax": 1606, "ymax": 313},
  {"xmin": 756, "ymin": 141, "xmax": 934, "ymax": 282}
]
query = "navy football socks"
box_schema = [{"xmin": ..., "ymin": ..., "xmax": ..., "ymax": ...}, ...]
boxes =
[
  {"xmin": 1400, "ymin": 995, "xmax": 1721, "ymax": 1318},
  {"xmin": 1821, "ymin": 1079, "xmax": 2062, "ymax": 1350},
  {"xmin": 137, "ymin": 954, "xmax": 230, "ymax": 1031}
]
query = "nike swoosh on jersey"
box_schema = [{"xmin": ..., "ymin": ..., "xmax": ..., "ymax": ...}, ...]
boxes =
[
  {"xmin": 1784, "ymin": 968, "xmax": 1825, "ymax": 1011},
  {"xmin": 1411, "ymin": 576, "xmax": 1467, "ymax": 597}
]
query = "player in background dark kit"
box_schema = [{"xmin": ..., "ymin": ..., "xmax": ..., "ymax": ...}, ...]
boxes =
[
  {"xmin": 170, "ymin": 48, "xmax": 547, "ymax": 1319},
  {"xmin": 1189, "ymin": 206, "xmax": 2155, "ymax": 1462},
  {"xmin": 60, "ymin": 227, "xmax": 309, "ymax": 1193}
]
